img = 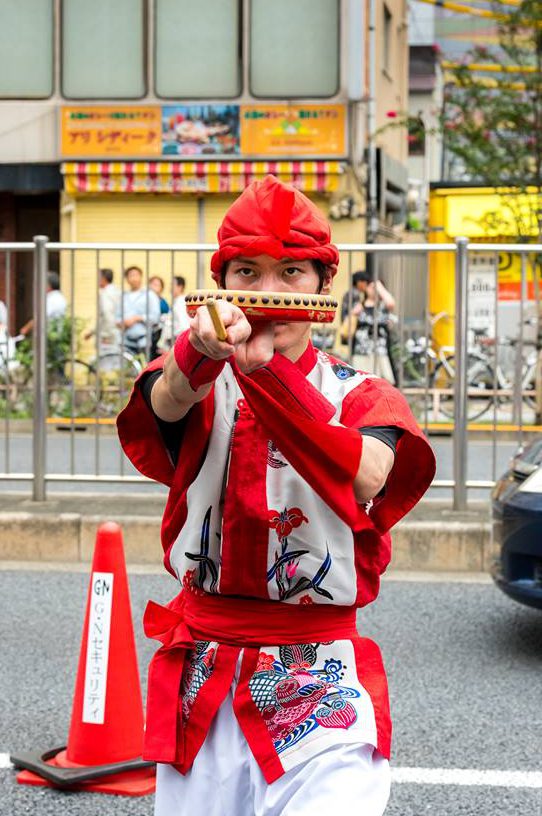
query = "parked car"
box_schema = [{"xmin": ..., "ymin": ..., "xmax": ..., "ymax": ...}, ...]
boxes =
[{"xmin": 491, "ymin": 438, "xmax": 542, "ymax": 610}]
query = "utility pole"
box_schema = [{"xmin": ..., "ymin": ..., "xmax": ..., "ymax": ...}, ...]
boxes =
[{"xmin": 367, "ymin": 0, "xmax": 379, "ymax": 245}]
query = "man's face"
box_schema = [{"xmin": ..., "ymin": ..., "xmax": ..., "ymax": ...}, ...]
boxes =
[
  {"xmin": 149, "ymin": 278, "xmax": 163, "ymax": 296},
  {"xmin": 126, "ymin": 268, "xmax": 142, "ymax": 291},
  {"xmin": 223, "ymin": 254, "xmax": 331, "ymax": 355}
]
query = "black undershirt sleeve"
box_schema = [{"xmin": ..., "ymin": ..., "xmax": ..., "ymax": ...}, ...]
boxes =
[
  {"xmin": 358, "ymin": 425, "xmax": 403, "ymax": 455},
  {"xmin": 141, "ymin": 369, "xmax": 186, "ymax": 466}
]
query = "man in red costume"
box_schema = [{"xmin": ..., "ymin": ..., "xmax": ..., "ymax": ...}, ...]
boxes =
[{"xmin": 118, "ymin": 176, "xmax": 435, "ymax": 815}]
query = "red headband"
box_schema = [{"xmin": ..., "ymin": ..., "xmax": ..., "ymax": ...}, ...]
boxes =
[{"xmin": 210, "ymin": 175, "xmax": 339, "ymax": 281}]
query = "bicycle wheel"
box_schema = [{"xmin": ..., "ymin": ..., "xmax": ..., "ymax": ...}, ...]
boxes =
[
  {"xmin": 521, "ymin": 355, "xmax": 538, "ymax": 412},
  {"xmin": 431, "ymin": 354, "xmax": 495, "ymax": 421},
  {"xmin": 48, "ymin": 359, "xmax": 98, "ymax": 418},
  {"xmin": 94, "ymin": 351, "xmax": 141, "ymax": 417}
]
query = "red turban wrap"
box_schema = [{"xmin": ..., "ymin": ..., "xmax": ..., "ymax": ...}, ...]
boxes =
[{"xmin": 210, "ymin": 175, "xmax": 339, "ymax": 281}]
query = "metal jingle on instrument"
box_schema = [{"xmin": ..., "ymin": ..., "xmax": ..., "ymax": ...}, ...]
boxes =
[{"xmin": 184, "ymin": 289, "xmax": 338, "ymax": 324}]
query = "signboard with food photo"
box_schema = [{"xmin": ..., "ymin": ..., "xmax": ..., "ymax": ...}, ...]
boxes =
[{"xmin": 161, "ymin": 105, "xmax": 240, "ymax": 157}]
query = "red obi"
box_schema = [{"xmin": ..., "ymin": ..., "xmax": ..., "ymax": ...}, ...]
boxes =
[{"xmin": 143, "ymin": 591, "xmax": 391, "ymax": 783}]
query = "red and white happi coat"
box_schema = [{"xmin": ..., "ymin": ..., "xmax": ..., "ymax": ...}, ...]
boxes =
[{"xmin": 118, "ymin": 342, "xmax": 435, "ymax": 783}]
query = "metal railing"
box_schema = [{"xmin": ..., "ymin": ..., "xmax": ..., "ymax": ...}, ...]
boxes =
[{"xmin": 0, "ymin": 236, "xmax": 540, "ymax": 509}]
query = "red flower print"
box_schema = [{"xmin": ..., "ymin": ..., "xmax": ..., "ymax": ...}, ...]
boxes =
[
  {"xmin": 268, "ymin": 507, "xmax": 308, "ymax": 541},
  {"xmin": 256, "ymin": 652, "xmax": 276, "ymax": 672},
  {"xmin": 285, "ymin": 561, "xmax": 298, "ymax": 579},
  {"xmin": 289, "ymin": 661, "xmax": 312, "ymax": 671},
  {"xmin": 299, "ymin": 595, "xmax": 314, "ymax": 605}
]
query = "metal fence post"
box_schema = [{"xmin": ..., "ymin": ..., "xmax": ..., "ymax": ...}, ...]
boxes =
[
  {"xmin": 32, "ymin": 235, "xmax": 49, "ymax": 501},
  {"xmin": 453, "ymin": 236, "xmax": 469, "ymax": 511}
]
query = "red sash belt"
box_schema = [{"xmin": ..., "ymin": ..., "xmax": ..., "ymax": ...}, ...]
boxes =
[{"xmin": 143, "ymin": 591, "xmax": 359, "ymax": 764}]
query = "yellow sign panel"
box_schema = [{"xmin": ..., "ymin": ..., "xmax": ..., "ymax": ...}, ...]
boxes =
[
  {"xmin": 61, "ymin": 106, "xmax": 161, "ymax": 158},
  {"xmin": 240, "ymin": 105, "xmax": 346, "ymax": 157},
  {"xmin": 445, "ymin": 192, "xmax": 540, "ymax": 238}
]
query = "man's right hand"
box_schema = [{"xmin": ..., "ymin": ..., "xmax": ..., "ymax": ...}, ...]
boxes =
[
  {"xmin": 187, "ymin": 299, "xmax": 275, "ymax": 373},
  {"xmin": 188, "ymin": 300, "xmax": 251, "ymax": 360}
]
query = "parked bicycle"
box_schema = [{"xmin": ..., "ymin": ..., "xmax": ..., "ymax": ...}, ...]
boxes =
[
  {"xmin": 91, "ymin": 345, "xmax": 145, "ymax": 416},
  {"xmin": 0, "ymin": 330, "xmax": 98, "ymax": 418},
  {"xmin": 429, "ymin": 322, "xmax": 538, "ymax": 422}
]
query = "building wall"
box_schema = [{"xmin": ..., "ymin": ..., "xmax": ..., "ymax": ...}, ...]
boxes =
[{"xmin": 374, "ymin": 0, "xmax": 409, "ymax": 167}]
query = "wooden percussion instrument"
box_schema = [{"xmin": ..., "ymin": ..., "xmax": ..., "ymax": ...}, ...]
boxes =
[{"xmin": 185, "ymin": 289, "xmax": 338, "ymax": 324}]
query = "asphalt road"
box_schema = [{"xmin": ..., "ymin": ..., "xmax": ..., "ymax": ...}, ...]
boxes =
[
  {"xmin": 0, "ymin": 431, "xmax": 524, "ymax": 499},
  {"xmin": 1, "ymin": 570, "xmax": 541, "ymax": 814}
]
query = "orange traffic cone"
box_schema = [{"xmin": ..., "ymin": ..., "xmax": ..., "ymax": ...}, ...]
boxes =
[{"xmin": 12, "ymin": 522, "xmax": 156, "ymax": 796}]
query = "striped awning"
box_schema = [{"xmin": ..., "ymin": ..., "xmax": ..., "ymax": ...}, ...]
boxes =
[{"xmin": 61, "ymin": 161, "xmax": 344, "ymax": 195}]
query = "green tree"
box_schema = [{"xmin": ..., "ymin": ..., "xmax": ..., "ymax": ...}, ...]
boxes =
[
  {"xmin": 442, "ymin": 0, "xmax": 542, "ymax": 417},
  {"xmin": 442, "ymin": 1, "xmax": 542, "ymax": 223}
]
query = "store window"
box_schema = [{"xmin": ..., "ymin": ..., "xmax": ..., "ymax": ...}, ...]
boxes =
[
  {"xmin": 0, "ymin": 0, "xmax": 53, "ymax": 97},
  {"xmin": 155, "ymin": 0, "xmax": 241, "ymax": 98},
  {"xmin": 250, "ymin": 0, "xmax": 339, "ymax": 97},
  {"xmin": 62, "ymin": 0, "xmax": 145, "ymax": 98}
]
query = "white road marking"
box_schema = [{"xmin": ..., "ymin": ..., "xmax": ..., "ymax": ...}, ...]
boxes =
[
  {"xmin": 392, "ymin": 767, "xmax": 542, "ymax": 789},
  {"xmin": 2, "ymin": 756, "xmax": 540, "ymax": 789}
]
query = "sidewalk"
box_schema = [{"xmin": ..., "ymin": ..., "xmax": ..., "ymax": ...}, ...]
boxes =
[{"xmin": 0, "ymin": 491, "xmax": 493, "ymax": 573}]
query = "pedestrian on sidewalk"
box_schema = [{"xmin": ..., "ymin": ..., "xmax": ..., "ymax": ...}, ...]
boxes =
[
  {"xmin": 116, "ymin": 265, "xmax": 161, "ymax": 360},
  {"xmin": 118, "ymin": 175, "xmax": 435, "ymax": 816}
]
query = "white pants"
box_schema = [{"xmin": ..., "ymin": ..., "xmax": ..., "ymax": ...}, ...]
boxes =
[
  {"xmin": 351, "ymin": 353, "xmax": 395, "ymax": 384},
  {"xmin": 154, "ymin": 688, "xmax": 390, "ymax": 816}
]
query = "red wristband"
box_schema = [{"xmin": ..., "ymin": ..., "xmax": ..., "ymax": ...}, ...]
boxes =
[{"xmin": 173, "ymin": 330, "xmax": 226, "ymax": 391}]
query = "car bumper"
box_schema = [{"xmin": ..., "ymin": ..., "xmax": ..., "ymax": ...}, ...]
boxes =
[{"xmin": 491, "ymin": 504, "xmax": 542, "ymax": 611}]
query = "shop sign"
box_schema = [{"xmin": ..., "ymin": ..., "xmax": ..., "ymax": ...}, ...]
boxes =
[
  {"xmin": 61, "ymin": 103, "xmax": 346, "ymax": 159},
  {"xmin": 497, "ymin": 251, "xmax": 541, "ymax": 301},
  {"xmin": 61, "ymin": 106, "xmax": 161, "ymax": 158},
  {"xmin": 162, "ymin": 105, "xmax": 240, "ymax": 157},
  {"xmin": 468, "ymin": 254, "xmax": 496, "ymax": 333},
  {"xmin": 240, "ymin": 104, "xmax": 346, "ymax": 157}
]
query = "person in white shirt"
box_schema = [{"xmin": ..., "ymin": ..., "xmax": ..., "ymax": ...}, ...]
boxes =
[
  {"xmin": 172, "ymin": 276, "xmax": 190, "ymax": 335},
  {"xmin": 84, "ymin": 268, "xmax": 120, "ymax": 349},
  {"xmin": 19, "ymin": 272, "xmax": 67, "ymax": 336},
  {"xmin": 116, "ymin": 266, "xmax": 161, "ymax": 358}
]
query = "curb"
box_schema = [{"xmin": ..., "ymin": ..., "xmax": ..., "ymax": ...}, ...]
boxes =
[{"xmin": 0, "ymin": 513, "xmax": 494, "ymax": 573}]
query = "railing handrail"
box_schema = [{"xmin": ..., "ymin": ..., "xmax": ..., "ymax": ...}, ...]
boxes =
[{"xmin": 2, "ymin": 239, "xmax": 542, "ymax": 252}]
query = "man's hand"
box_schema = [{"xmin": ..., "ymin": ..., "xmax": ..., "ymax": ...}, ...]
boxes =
[
  {"xmin": 189, "ymin": 300, "xmax": 274, "ymax": 374},
  {"xmin": 123, "ymin": 315, "xmax": 143, "ymax": 328},
  {"xmin": 150, "ymin": 300, "xmax": 275, "ymax": 422}
]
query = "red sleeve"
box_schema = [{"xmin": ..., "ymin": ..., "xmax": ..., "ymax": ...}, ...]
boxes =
[
  {"xmin": 340, "ymin": 377, "xmax": 436, "ymax": 531},
  {"xmin": 116, "ymin": 357, "xmax": 176, "ymax": 487},
  {"xmin": 232, "ymin": 354, "xmax": 435, "ymax": 535},
  {"xmin": 232, "ymin": 355, "xmax": 372, "ymax": 533}
]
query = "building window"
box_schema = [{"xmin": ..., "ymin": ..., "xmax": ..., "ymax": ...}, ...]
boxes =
[
  {"xmin": 62, "ymin": 0, "xmax": 145, "ymax": 99},
  {"xmin": 383, "ymin": 4, "xmax": 392, "ymax": 75},
  {"xmin": 0, "ymin": 0, "xmax": 53, "ymax": 98},
  {"xmin": 155, "ymin": 0, "xmax": 241, "ymax": 98},
  {"xmin": 250, "ymin": 0, "xmax": 339, "ymax": 97},
  {"xmin": 408, "ymin": 115, "xmax": 425, "ymax": 156}
]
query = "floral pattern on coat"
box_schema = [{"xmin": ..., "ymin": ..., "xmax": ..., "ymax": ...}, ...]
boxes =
[
  {"xmin": 249, "ymin": 643, "xmax": 360, "ymax": 753},
  {"xmin": 267, "ymin": 507, "xmax": 334, "ymax": 602}
]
